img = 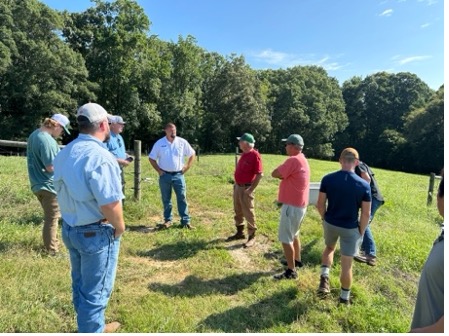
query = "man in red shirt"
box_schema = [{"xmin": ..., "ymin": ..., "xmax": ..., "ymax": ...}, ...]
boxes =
[
  {"xmin": 272, "ymin": 134, "xmax": 310, "ymax": 279},
  {"xmin": 226, "ymin": 133, "xmax": 263, "ymax": 248}
]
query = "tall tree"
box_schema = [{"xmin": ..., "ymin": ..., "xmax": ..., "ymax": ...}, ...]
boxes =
[
  {"xmin": 202, "ymin": 55, "xmax": 272, "ymax": 152},
  {"xmin": 0, "ymin": 0, "xmax": 94, "ymax": 140},
  {"xmin": 262, "ymin": 66, "xmax": 347, "ymax": 158}
]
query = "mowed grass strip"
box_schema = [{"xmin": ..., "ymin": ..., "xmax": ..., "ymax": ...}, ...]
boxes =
[{"xmin": 0, "ymin": 154, "xmax": 441, "ymax": 332}]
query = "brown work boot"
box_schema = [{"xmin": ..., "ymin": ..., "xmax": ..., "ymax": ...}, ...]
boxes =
[
  {"xmin": 243, "ymin": 229, "xmax": 256, "ymax": 248},
  {"xmin": 317, "ymin": 275, "xmax": 330, "ymax": 295},
  {"xmin": 103, "ymin": 321, "xmax": 121, "ymax": 333},
  {"xmin": 226, "ymin": 225, "xmax": 245, "ymax": 241}
]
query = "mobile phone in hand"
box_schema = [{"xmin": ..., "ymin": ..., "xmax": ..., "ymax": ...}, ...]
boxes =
[{"xmin": 125, "ymin": 157, "xmax": 134, "ymax": 162}]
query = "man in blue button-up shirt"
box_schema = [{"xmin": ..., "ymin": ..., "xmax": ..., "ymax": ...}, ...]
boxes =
[{"xmin": 54, "ymin": 102, "xmax": 125, "ymax": 333}]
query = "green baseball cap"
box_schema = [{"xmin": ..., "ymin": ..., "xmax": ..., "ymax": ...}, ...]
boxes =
[
  {"xmin": 237, "ymin": 133, "xmax": 255, "ymax": 144},
  {"xmin": 282, "ymin": 134, "xmax": 304, "ymax": 146}
]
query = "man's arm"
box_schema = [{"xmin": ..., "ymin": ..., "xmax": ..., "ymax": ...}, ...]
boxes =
[
  {"xmin": 358, "ymin": 201, "xmax": 371, "ymax": 235},
  {"xmin": 149, "ymin": 158, "xmax": 163, "ymax": 176},
  {"xmin": 271, "ymin": 168, "xmax": 282, "ymax": 179},
  {"xmin": 101, "ymin": 200, "xmax": 125, "ymax": 238},
  {"xmin": 410, "ymin": 315, "xmax": 444, "ymax": 333},
  {"xmin": 117, "ymin": 158, "xmax": 130, "ymax": 167},
  {"xmin": 246, "ymin": 173, "xmax": 263, "ymax": 194},
  {"xmin": 360, "ymin": 171, "xmax": 371, "ymax": 183},
  {"xmin": 182, "ymin": 153, "xmax": 196, "ymax": 174},
  {"xmin": 316, "ymin": 192, "xmax": 327, "ymax": 220}
]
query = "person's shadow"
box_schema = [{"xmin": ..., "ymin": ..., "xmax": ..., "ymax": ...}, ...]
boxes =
[
  {"xmin": 148, "ymin": 271, "xmax": 271, "ymax": 297},
  {"xmin": 136, "ymin": 238, "xmax": 223, "ymax": 261},
  {"xmin": 198, "ymin": 287, "xmax": 308, "ymax": 332}
]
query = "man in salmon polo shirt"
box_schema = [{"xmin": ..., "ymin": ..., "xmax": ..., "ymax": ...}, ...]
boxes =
[{"xmin": 271, "ymin": 134, "xmax": 310, "ymax": 280}]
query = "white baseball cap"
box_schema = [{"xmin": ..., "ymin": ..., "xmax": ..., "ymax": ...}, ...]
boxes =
[
  {"xmin": 51, "ymin": 114, "xmax": 71, "ymax": 135},
  {"xmin": 77, "ymin": 103, "xmax": 112, "ymax": 123},
  {"xmin": 108, "ymin": 115, "xmax": 126, "ymax": 124}
]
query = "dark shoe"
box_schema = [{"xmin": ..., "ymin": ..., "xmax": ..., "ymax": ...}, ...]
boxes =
[
  {"xmin": 339, "ymin": 297, "xmax": 351, "ymax": 305},
  {"xmin": 157, "ymin": 221, "xmax": 172, "ymax": 230},
  {"xmin": 318, "ymin": 276, "xmax": 330, "ymax": 294},
  {"xmin": 353, "ymin": 255, "xmax": 367, "ymax": 263},
  {"xmin": 243, "ymin": 232, "xmax": 256, "ymax": 248},
  {"xmin": 273, "ymin": 269, "xmax": 298, "ymax": 280},
  {"xmin": 183, "ymin": 224, "xmax": 195, "ymax": 230},
  {"xmin": 104, "ymin": 321, "xmax": 121, "ymax": 333},
  {"xmin": 366, "ymin": 255, "xmax": 376, "ymax": 266},
  {"xmin": 281, "ymin": 259, "xmax": 303, "ymax": 268},
  {"xmin": 226, "ymin": 226, "xmax": 246, "ymax": 241}
]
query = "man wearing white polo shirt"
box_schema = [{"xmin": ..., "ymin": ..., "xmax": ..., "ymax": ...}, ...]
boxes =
[{"xmin": 149, "ymin": 123, "xmax": 196, "ymax": 229}]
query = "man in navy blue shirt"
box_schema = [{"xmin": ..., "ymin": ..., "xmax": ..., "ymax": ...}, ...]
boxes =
[{"xmin": 316, "ymin": 148, "xmax": 371, "ymax": 304}]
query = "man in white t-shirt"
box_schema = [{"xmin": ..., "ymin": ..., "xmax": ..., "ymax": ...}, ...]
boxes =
[{"xmin": 149, "ymin": 123, "xmax": 196, "ymax": 229}]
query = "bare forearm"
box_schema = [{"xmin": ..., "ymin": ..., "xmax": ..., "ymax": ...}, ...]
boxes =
[
  {"xmin": 249, "ymin": 173, "xmax": 263, "ymax": 191},
  {"xmin": 410, "ymin": 315, "xmax": 444, "ymax": 333},
  {"xmin": 149, "ymin": 158, "xmax": 163, "ymax": 175},
  {"xmin": 183, "ymin": 154, "xmax": 195, "ymax": 173},
  {"xmin": 101, "ymin": 201, "xmax": 125, "ymax": 237}
]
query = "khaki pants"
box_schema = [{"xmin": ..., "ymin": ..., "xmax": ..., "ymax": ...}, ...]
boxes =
[
  {"xmin": 233, "ymin": 184, "xmax": 257, "ymax": 231},
  {"xmin": 34, "ymin": 190, "xmax": 60, "ymax": 253}
]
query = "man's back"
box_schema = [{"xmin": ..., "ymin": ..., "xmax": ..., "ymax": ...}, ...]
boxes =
[
  {"xmin": 320, "ymin": 170, "xmax": 371, "ymax": 229},
  {"xmin": 355, "ymin": 161, "xmax": 384, "ymax": 202}
]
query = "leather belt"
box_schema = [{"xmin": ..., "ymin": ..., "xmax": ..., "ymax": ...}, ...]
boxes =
[
  {"xmin": 162, "ymin": 170, "xmax": 182, "ymax": 175},
  {"xmin": 236, "ymin": 183, "xmax": 252, "ymax": 187}
]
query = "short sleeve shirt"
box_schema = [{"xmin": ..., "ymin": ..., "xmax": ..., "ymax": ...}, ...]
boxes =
[
  {"xmin": 148, "ymin": 136, "xmax": 195, "ymax": 172},
  {"xmin": 277, "ymin": 153, "xmax": 310, "ymax": 207},
  {"xmin": 320, "ymin": 170, "xmax": 371, "ymax": 229},
  {"xmin": 106, "ymin": 132, "xmax": 127, "ymax": 159},
  {"xmin": 53, "ymin": 134, "xmax": 124, "ymax": 226},
  {"xmin": 234, "ymin": 149, "xmax": 263, "ymax": 184},
  {"xmin": 26, "ymin": 129, "xmax": 60, "ymax": 194}
]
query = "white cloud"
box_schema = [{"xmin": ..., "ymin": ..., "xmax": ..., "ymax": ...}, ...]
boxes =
[
  {"xmin": 250, "ymin": 49, "xmax": 348, "ymax": 71},
  {"xmin": 394, "ymin": 55, "xmax": 432, "ymax": 65},
  {"xmin": 418, "ymin": 0, "xmax": 438, "ymax": 5},
  {"xmin": 420, "ymin": 22, "xmax": 431, "ymax": 28},
  {"xmin": 379, "ymin": 9, "xmax": 394, "ymax": 16}
]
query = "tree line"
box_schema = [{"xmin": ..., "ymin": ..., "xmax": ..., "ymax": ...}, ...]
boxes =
[{"xmin": 0, "ymin": 0, "xmax": 443, "ymax": 173}]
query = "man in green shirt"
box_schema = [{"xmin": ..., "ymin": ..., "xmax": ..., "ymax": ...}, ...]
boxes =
[{"xmin": 27, "ymin": 114, "xmax": 70, "ymax": 255}]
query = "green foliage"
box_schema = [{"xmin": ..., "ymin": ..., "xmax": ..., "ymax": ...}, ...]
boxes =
[{"xmin": 0, "ymin": 154, "xmax": 442, "ymax": 332}]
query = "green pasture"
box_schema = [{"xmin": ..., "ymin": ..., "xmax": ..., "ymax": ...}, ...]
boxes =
[{"xmin": 0, "ymin": 154, "xmax": 441, "ymax": 332}]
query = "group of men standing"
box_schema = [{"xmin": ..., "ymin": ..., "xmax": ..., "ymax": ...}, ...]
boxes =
[{"xmin": 25, "ymin": 101, "xmax": 394, "ymax": 332}]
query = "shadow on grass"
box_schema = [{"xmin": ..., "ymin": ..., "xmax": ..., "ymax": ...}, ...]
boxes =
[
  {"xmin": 137, "ymin": 238, "xmax": 223, "ymax": 261},
  {"xmin": 148, "ymin": 271, "xmax": 271, "ymax": 297},
  {"xmin": 263, "ymin": 238, "xmax": 321, "ymax": 266},
  {"xmin": 199, "ymin": 287, "xmax": 307, "ymax": 332}
]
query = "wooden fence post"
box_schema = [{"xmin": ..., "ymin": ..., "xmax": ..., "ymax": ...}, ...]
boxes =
[
  {"xmin": 427, "ymin": 172, "xmax": 436, "ymax": 206},
  {"xmin": 134, "ymin": 140, "xmax": 141, "ymax": 201}
]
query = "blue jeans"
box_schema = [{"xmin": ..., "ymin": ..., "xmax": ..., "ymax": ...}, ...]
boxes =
[
  {"xmin": 159, "ymin": 172, "xmax": 190, "ymax": 225},
  {"xmin": 361, "ymin": 198, "xmax": 383, "ymax": 257},
  {"xmin": 62, "ymin": 221, "xmax": 121, "ymax": 333}
]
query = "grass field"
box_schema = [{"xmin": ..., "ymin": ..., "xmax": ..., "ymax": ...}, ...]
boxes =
[{"xmin": 0, "ymin": 154, "xmax": 442, "ymax": 332}]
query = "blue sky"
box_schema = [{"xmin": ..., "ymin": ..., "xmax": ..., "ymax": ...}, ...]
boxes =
[{"xmin": 41, "ymin": 0, "xmax": 444, "ymax": 89}]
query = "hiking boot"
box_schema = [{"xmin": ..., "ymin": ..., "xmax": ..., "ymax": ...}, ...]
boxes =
[
  {"xmin": 281, "ymin": 259, "xmax": 303, "ymax": 268},
  {"xmin": 353, "ymin": 254, "xmax": 367, "ymax": 263},
  {"xmin": 243, "ymin": 230, "xmax": 256, "ymax": 248},
  {"xmin": 366, "ymin": 255, "xmax": 377, "ymax": 266},
  {"xmin": 339, "ymin": 297, "xmax": 351, "ymax": 305},
  {"xmin": 318, "ymin": 276, "xmax": 330, "ymax": 294},
  {"xmin": 273, "ymin": 268, "xmax": 298, "ymax": 280},
  {"xmin": 157, "ymin": 221, "xmax": 172, "ymax": 230},
  {"xmin": 103, "ymin": 321, "xmax": 121, "ymax": 333},
  {"xmin": 226, "ymin": 226, "xmax": 245, "ymax": 241}
]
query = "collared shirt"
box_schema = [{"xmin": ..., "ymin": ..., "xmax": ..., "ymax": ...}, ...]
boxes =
[
  {"xmin": 106, "ymin": 132, "xmax": 127, "ymax": 159},
  {"xmin": 148, "ymin": 136, "xmax": 195, "ymax": 172},
  {"xmin": 234, "ymin": 149, "xmax": 263, "ymax": 184},
  {"xmin": 26, "ymin": 129, "xmax": 60, "ymax": 194},
  {"xmin": 53, "ymin": 134, "xmax": 124, "ymax": 227},
  {"xmin": 277, "ymin": 153, "xmax": 310, "ymax": 207}
]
